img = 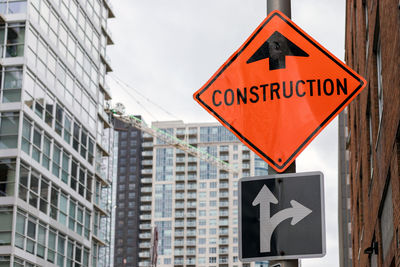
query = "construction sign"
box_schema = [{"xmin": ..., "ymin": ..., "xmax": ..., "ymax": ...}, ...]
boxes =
[{"xmin": 193, "ymin": 10, "xmax": 366, "ymax": 172}]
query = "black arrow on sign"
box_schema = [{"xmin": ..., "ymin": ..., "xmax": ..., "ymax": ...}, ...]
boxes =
[{"xmin": 247, "ymin": 31, "xmax": 309, "ymax": 71}]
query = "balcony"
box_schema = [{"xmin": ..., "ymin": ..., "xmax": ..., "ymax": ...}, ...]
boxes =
[
  {"xmin": 219, "ymin": 202, "xmax": 229, "ymax": 207},
  {"xmin": 187, "ymin": 157, "xmax": 197, "ymax": 163},
  {"xmin": 141, "ymin": 159, "xmax": 153, "ymax": 165},
  {"xmin": 176, "ymin": 167, "xmax": 185, "ymax": 172},
  {"xmin": 176, "ymin": 175, "xmax": 185, "ymax": 181},
  {"xmin": 186, "ymin": 249, "xmax": 196, "ymax": 256},
  {"xmin": 188, "ymin": 138, "xmax": 197, "ymax": 143},
  {"xmin": 242, "ymin": 153, "xmax": 250, "ymax": 160},
  {"xmin": 141, "ymin": 187, "xmax": 152, "ymax": 193},
  {"xmin": 187, "ymin": 202, "xmax": 196, "ymax": 208},
  {"xmin": 174, "ymin": 258, "xmax": 184, "ymax": 265},
  {"xmin": 142, "ymin": 142, "xmax": 153, "ymax": 147},
  {"xmin": 186, "ymin": 221, "xmax": 196, "ymax": 227},
  {"xmin": 100, "ymin": 52, "xmax": 113, "ymax": 72},
  {"xmin": 139, "ymin": 242, "xmax": 151, "ymax": 248},
  {"xmin": 219, "ymin": 220, "xmax": 229, "ymax": 226},
  {"xmin": 175, "ymin": 221, "xmax": 184, "ymax": 227},
  {"xmin": 140, "ymin": 196, "xmax": 152, "ymax": 202},
  {"xmin": 174, "ymin": 250, "xmax": 184, "ymax": 256},
  {"xmin": 187, "ymin": 183, "xmax": 196, "ymax": 190},
  {"xmin": 219, "ymin": 238, "xmax": 229, "ymax": 245},
  {"xmin": 219, "ymin": 210, "xmax": 229, "ymax": 217},
  {"xmin": 219, "ymin": 191, "xmax": 229, "ymax": 198},
  {"xmin": 188, "ymin": 128, "xmax": 197, "ymax": 135},
  {"xmin": 176, "ymin": 157, "xmax": 185, "ymax": 163},
  {"xmin": 187, "ymin": 175, "xmax": 197, "ymax": 181},
  {"xmin": 143, "ymin": 132, "xmax": 152, "ymax": 139},
  {"xmin": 220, "ymin": 156, "xmax": 229, "ymax": 161},
  {"xmin": 141, "ymin": 178, "xmax": 152, "ymax": 184},
  {"xmin": 141, "ymin": 169, "xmax": 153, "ymax": 175},
  {"xmin": 186, "ymin": 239, "xmax": 196, "ymax": 246},
  {"xmin": 219, "ymin": 183, "xmax": 229, "ymax": 189},
  {"xmin": 141, "ymin": 151, "xmax": 153, "ymax": 157},
  {"xmin": 242, "ymin": 163, "xmax": 250, "ymax": 169},
  {"xmin": 138, "ymin": 261, "xmax": 150, "ymax": 267},
  {"xmin": 175, "ymin": 212, "xmax": 184, "ymax": 218},
  {"xmin": 219, "ymin": 173, "xmax": 229, "ymax": 179},
  {"xmin": 187, "ymin": 230, "xmax": 196, "ymax": 236},
  {"xmin": 139, "ymin": 233, "xmax": 151, "ymax": 239},
  {"xmin": 139, "ymin": 214, "xmax": 151, "ymax": 221},
  {"xmin": 139, "ymin": 224, "xmax": 151, "ymax": 230},
  {"xmin": 219, "ymin": 228, "xmax": 229, "ymax": 235},
  {"xmin": 175, "ymin": 184, "xmax": 185, "ymax": 191},
  {"xmin": 186, "ymin": 258, "xmax": 196, "ymax": 264},
  {"xmin": 187, "ymin": 166, "xmax": 197, "ymax": 172},
  {"xmin": 139, "ymin": 251, "xmax": 150, "ymax": 258},
  {"xmin": 187, "ymin": 193, "xmax": 196, "ymax": 199},
  {"xmin": 219, "ymin": 248, "xmax": 229, "ymax": 254},
  {"xmin": 219, "ymin": 257, "xmax": 228, "ymax": 263},
  {"xmin": 187, "ymin": 212, "xmax": 196, "ymax": 218},
  {"xmin": 176, "ymin": 129, "xmax": 186, "ymax": 135},
  {"xmin": 220, "ymin": 146, "xmax": 229, "ymax": 152},
  {"xmin": 140, "ymin": 205, "xmax": 151, "ymax": 211},
  {"xmin": 175, "ymin": 231, "xmax": 184, "ymax": 237},
  {"xmin": 175, "ymin": 194, "xmax": 184, "ymax": 200},
  {"xmin": 174, "ymin": 240, "xmax": 184, "ymax": 246},
  {"xmin": 175, "ymin": 202, "xmax": 185, "ymax": 209}
]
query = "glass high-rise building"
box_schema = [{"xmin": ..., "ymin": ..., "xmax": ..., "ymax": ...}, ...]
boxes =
[
  {"xmin": 138, "ymin": 120, "xmax": 268, "ymax": 267},
  {"xmin": 0, "ymin": 0, "xmax": 115, "ymax": 266}
]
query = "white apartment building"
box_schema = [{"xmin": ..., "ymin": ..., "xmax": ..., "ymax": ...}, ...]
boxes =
[
  {"xmin": 0, "ymin": 0, "xmax": 115, "ymax": 266},
  {"xmin": 138, "ymin": 120, "xmax": 269, "ymax": 267}
]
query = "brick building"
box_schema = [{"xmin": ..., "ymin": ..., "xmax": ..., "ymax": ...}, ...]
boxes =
[{"xmin": 340, "ymin": 0, "xmax": 400, "ymax": 267}]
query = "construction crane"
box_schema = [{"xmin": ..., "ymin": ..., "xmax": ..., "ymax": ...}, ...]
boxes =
[{"xmin": 107, "ymin": 103, "xmax": 239, "ymax": 173}]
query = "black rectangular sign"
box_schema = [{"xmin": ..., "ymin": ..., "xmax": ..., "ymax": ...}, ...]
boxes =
[{"xmin": 239, "ymin": 172, "xmax": 326, "ymax": 262}]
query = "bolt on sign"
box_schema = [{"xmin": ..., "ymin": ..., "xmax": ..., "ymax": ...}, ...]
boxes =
[{"xmin": 193, "ymin": 10, "xmax": 366, "ymax": 172}]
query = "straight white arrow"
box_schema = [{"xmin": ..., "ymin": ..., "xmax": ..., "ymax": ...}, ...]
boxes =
[{"xmin": 252, "ymin": 185, "xmax": 312, "ymax": 253}]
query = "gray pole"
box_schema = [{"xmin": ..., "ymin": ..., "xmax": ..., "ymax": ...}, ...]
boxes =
[{"xmin": 265, "ymin": 2, "xmax": 298, "ymax": 267}]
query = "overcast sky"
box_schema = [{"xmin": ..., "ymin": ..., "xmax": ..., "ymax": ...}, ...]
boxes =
[{"xmin": 108, "ymin": 1, "xmax": 346, "ymax": 266}]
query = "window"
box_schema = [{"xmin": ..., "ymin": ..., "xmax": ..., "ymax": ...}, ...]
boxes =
[
  {"xmin": 0, "ymin": 112, "xmax": 19, "ymax": 148},
  {"xmin": 154, "ymin": 184, "xmax": 172, "ymax": 218},
  {"xmin": 0, "ymin": 22, "xmax": 25, "ymax": 58},
  {"xmin": 0, "ymin": 0, "xmax": 27, "ymax": 14},
  {"xmin": 209, "ymin": 257, "xmax": 216, "ymax": 263},
  {"xmin": 0, "ymin": 206, "xmax": 12, "ymax": 245},
  {"xmin": 0, "ymin": 158, "xmax": 16, "ymax": 196},
  {"xmin": 380, "ymin": 181, "xmax": 393, "ymax": 260}
]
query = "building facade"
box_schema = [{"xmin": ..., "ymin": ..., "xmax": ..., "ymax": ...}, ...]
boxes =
[
  {"xmin": 338, "ymin": 111, "xmax": 353, "ymax": 267},
  {"xmin": 137, "ymin": 120, "xmax": 268, "ymax": 267},
  {"xmin": 113, "ymin": 117, "xmax": 143, "ymax": 266},
  {"xmin": 0, "ymin": 0, "xmax": 115, "ymax": 266},
  {"xmin": 341, "ymin": 0, "xmax": 400, "ymax": 267}
]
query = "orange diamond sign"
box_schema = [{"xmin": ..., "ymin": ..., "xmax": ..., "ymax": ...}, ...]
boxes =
[{"xmin": 193, "ymin": 11, "xmax": 366, "ymax": 173}]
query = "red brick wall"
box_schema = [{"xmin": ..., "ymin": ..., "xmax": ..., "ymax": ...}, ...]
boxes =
[{"xmin": 345, "ymin": 0, "xmax": 400, "ymax": 266}]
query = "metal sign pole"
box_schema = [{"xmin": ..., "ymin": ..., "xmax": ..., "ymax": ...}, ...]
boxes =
[{"xmin": 265, "ymin": 1, "xmax": 298, "ymax": 266}]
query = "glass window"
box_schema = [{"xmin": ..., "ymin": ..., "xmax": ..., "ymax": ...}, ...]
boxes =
[
  {"xmin": 0, "ymin": 158, "xmax": 16, "ymax": 196},
  {"xmin": 1, "ymin": 23, "xmax": 25, "ymax": 58},
  {"xmin": 52, "ymin": 144, "xmax": 61, "ymax": 177},
  {"xmin": 0, "ymin": 206, "xmax": 12, "ymax": 245},
  {"xmin": 59, "ymin": 193, "xmax": 68, "ymax": 225},
  {"xmin": 0, "ymin": 112, "xmax": 19, "ymax": 148}
]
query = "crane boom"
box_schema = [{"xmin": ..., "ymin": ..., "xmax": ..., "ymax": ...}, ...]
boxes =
[{"xmin": 108, "ymin": 108, "xmax": 239, "ymax": 173}]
